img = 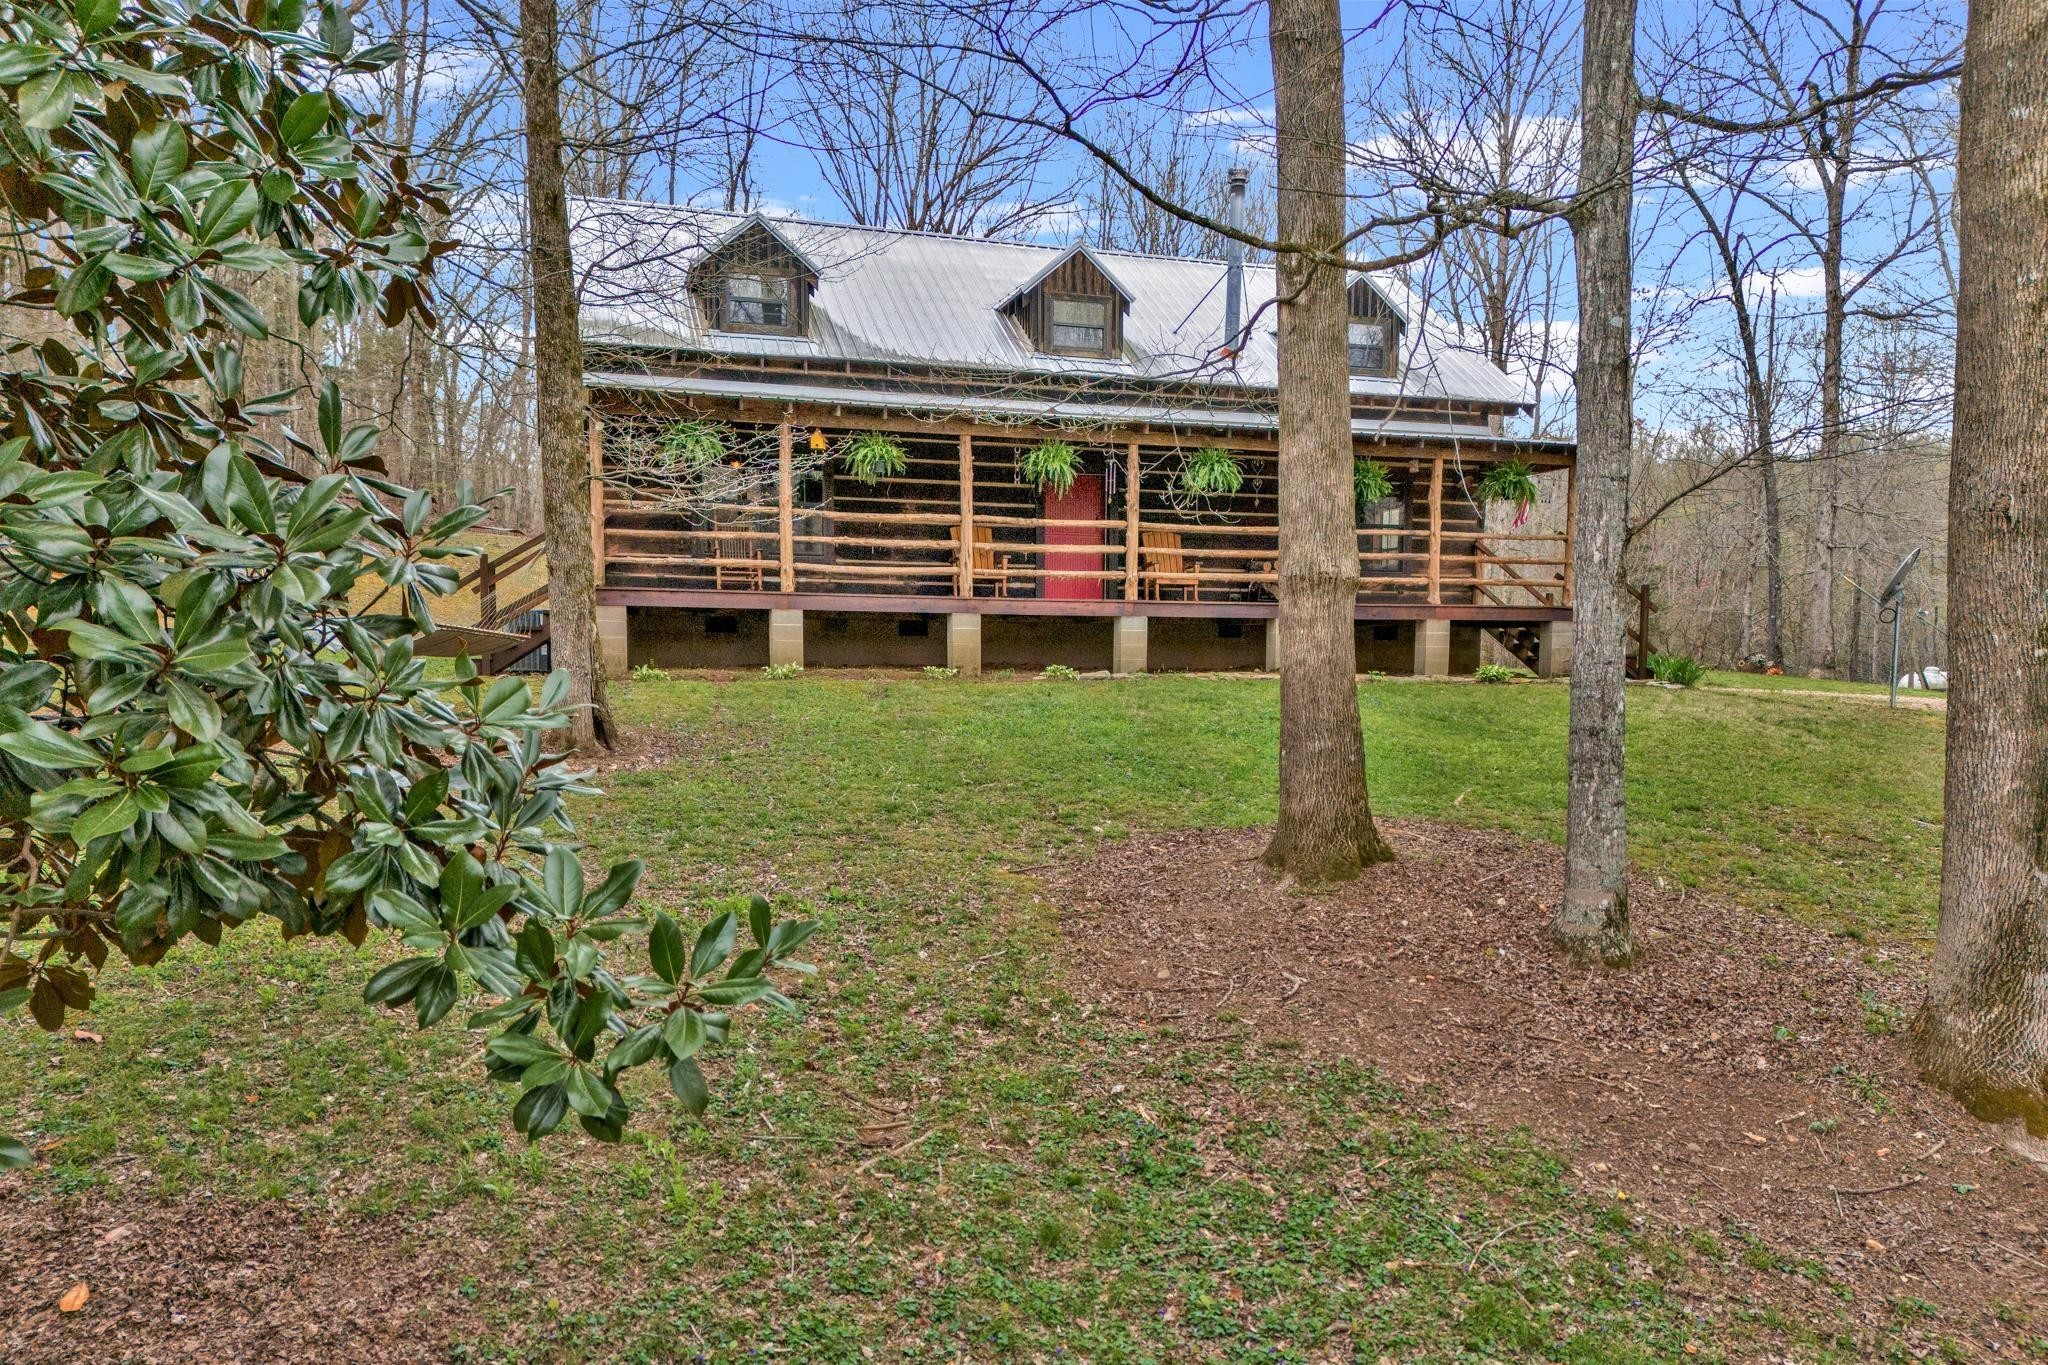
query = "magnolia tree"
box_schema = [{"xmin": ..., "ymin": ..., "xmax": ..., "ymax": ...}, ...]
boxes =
[{"xmin": 0, "ymin": 0, "xmax": 813, "ymax": 1166}]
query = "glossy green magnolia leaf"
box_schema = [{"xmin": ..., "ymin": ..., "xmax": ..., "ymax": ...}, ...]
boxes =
[
  {"xmin": 662, "ymin": 1007, "xmax": 707, "ymax": 1060},
  {"xmin": 691, "ymin": 912, "xmax": 737, "ymax": 978},
  {"xmin": 69, "ymin": 791, "xmax": 139, "ymax": 845},
  {"xmin": 667, "ymin": 1057, "xmax": 709, "ymax": 1116},
  {"xmin": 649, "ymin": 911, "xmax": 686, "ymax": 985},
  {"xmin": 564, "ymin": 1065, "xmax": 614, "ymax": 1118},
  {"xmin": 131, "ymin": 120, "xmax": 187, "ymax": 195},
  {"xmin": 0, "ymin": 716, "xmax": 103, "ymax": 770},
  {"xmin": 485, "ymin": 1032, "xmax": 559, "ymax": 1069},
  {"xmin": 697, "ymin": 975, "xmax": 773, "ymax": 1008},
  {"xmin": 280, "ymin": 90, "xmax": 331, "ymax": 147},
  {"xmin": 513, "ymin": 1081, "xmax": 568, "ymax": 1139}
]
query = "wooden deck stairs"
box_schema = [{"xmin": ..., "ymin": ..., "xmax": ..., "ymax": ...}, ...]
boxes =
[{"xmin": 416, "ymin": 533, "xmax": 551, "ymax": 672}]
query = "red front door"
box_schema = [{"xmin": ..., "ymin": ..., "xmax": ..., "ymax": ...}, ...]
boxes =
[{"xmin": 1042, "ymin": 474, "xmax": 1105, "ymax": 600}]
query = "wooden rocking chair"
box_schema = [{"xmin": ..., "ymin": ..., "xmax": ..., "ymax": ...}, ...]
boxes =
[
  {"xmin": 1140, "ymin": 529, "xmax": 1201, "ymax": 601},
  {"xmin": 949, "ymin": 523, "xmax": 1016, "ymax": 597},
  {"xmin": 714, "ymin": 539, "xmax": 766, "ymax": 590}
]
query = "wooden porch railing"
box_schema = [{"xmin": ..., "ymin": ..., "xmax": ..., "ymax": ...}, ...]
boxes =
[
  {"xmin": 593, "ymin": 419, "xmax": 1576, "ymax": 610},
  {"xmin": 453, "ymin": 532, "xmax": 548, "ymax": 630},
  {"xmin": 1471, "ymin": 534, "xmax": 1569, "ymax": 609}
]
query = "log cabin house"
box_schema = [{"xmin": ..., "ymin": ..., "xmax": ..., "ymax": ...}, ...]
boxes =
[{"xmin": 567, "ymin": 194, "xmax": 1575, "ymax": 676}]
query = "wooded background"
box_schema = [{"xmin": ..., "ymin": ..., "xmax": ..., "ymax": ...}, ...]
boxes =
[{"xmin": 198, "ymin": 0, "xmax": 1959, "ymax": 679}]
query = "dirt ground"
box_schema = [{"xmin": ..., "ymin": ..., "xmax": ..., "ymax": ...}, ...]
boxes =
[
  {"xmin": 0, "ymin": 1197, "xmax": 478, "ymax": 1362},
  {"xmin": 1051, "ymin": 821, "xmax": 2048, "ymax": 1355}
]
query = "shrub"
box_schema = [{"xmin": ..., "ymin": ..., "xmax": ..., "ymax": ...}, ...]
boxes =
[
  {"xmin": 922, "ymin": 665, "xmax": 959, "ymax": 679},
  {"xmin": 1648, "ymin": 652, "xmax": 1706, "ymax": 686},
  {"xmin": 1473, "ymin": 663, "xmax": 1520, "ymax": 684},
  {"xmin": 839, "ymin": 432, "xmax": 907, "ymax": 485},
  {"xmin": 1040, "ymin": 664, "xmax": 1082, "ymax": 680},
  {"xmin": 632, "ymin": 663, "xmax": 670, "ymax": 680},
  {"xmin": 761, "ymin": 662, "xmax": 805, "ymax": 680},
  {"xmin": 1179, "ymin": 446, "xmax": 1244, "ymax": 497},
  {"xmin": 0, "ymin": 0, "xmax": 814, "ymax": 1151},
  {"xmin": 1020, "ymin": 439, "xmax": 1081, "ymax": 496}
]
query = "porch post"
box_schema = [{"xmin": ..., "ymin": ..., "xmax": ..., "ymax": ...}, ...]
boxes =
[
  {"xmin": 1427, "ymin": 455, "xmax": 1443, "ymax": 604},
  {"xmin": 477, "ymin": 553, "xmax": 498, "ymax": 629},
  {"xmin": 958, "ymin": 432, "xmax": 975, "ymax": 597},
  {"xmin": 1124, "ymin": 440, "xmax": 1140, "ymax": 601},
  {"xmin": 776, "ymin": 420, "xmax": 795, "ymax": 592},
  {"xmin": 588, "ymin": 410, "xmax": 605, "ymax": 585}
]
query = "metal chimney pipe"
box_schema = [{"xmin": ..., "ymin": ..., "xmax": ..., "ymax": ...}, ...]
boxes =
[{"xmin": 1222, "ymin": 166, "xmax": 1248, "ymax": 355}]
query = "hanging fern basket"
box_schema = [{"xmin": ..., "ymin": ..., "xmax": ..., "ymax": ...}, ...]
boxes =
[
  {"xmin": 1178, "ymin": 446, "xmax": 1244, "ymax": 497},
  {"xmin": 1475, "ymin": 459, "xmax": 1541, "ymax": 526},
  {"xmin": 657, "ymin": 418, "xmax": 730, "ymax": 473},
  {"xmin": 1020, "ymin": 439, "xmax": 1081, "ymax": 496},
  {"xmin": 839, "ymin": 432, "xmax": 908, "ymax": 486},
  {"xmin": 1353, "ymin": 457, "xmax": 1394, "ymax": 509}
]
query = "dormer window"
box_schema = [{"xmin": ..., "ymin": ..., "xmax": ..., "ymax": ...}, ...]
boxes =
[
  {"xmin": 723, "ymin": 273, "xmax": 792, "ymax": 331},
  {"xmin": 1346, "ymin": 275, "xmax": 1406, "ymax": 378},
  {"xmin": 689, "ymin": 214, "xmax": 819, "ymax": 339},
  {"xmin": 1348, "ymin": 321, "xmax": 1390, "ymax": 374},
  {"xmin": 1049, "ymin": 295, "xmax": 1110, "ymax": 353},
  {"xmin": 1001, "ymin": 242, "xmax": 1132, "ymax": 361}
]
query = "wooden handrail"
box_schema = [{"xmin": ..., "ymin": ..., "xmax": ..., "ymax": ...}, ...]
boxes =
[
  {"xmin": 483, "ymin": 583, "xmax": 549, "ymax": 632},
  {"xmin": 454, "ymin": 533, "xmax": 545, "ymax": 593}
]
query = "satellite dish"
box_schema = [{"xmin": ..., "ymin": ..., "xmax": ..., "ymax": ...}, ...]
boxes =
[{"xmin": 1879, "ymin": 548, "xmax": 1922, "ymax": 605}]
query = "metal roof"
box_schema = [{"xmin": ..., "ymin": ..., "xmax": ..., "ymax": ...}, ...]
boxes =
[
  {"xmin": 587, "ymin": 370, "xmax": 1576, "ymax": 459},
  {"xmin": 571, "ymin": 199, "xmax": 1535, "ymax": 412}
]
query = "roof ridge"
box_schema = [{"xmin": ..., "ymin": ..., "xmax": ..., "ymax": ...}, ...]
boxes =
[{"xmin": 565, "ymin": 194, "xmax": 1267, "ymax": 272}]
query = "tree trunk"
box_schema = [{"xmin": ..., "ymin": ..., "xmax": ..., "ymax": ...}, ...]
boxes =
[
  {"xmin": 1910, "ymin": 0, "xmax": 2048, "ymax": 1157},
  {"xmin": 1553, "ymin": 0, "xmax": 1636, "ymax": 966},
  {"xmin": 1807, "ymin": 35, "xmax": 1861, "ymax": 678},
  {"xmin": 1259, "ymin": 0, "xmax": 1393, "ymax": 882},
  {"xmin": 1808, "ymin": 418, "xmax": 1840, "ymax": 673},
  {"xmin": 519, "ymin": 0, "xmax": 611, "ymax": 751},
  {"xmin": 1759, "ymin": 441, "xmax": 1785, "ymax": 665}
]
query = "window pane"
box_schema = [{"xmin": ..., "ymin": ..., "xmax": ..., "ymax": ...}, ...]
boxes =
[
  {"xmin": 1361, "ymin": 497, "xmax": 1404, "ymax": 576},
  {"xmin": 1348, "ymin": 322, "xmax": 1389, "ymax": 373},
  {"xmin": 1050, "ymin": 297, "xmax": 1106, "ymax": 326},
  {"xmin": 725, "ymin": 275, "xmax": 788, "ymax": 328},
  {"xmin": 1048, "ymin": 297, "xmax": 1109, "ymax": 352}
]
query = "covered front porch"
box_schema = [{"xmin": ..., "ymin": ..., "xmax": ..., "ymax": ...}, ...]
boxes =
[{"xmin": 584, "ymin": 395, "xmax": 1574, "ymax": 675}]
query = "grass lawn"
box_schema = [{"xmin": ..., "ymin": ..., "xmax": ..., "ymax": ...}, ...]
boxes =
[
  {"xmin": 1700, "ymin": 668, "xmax": 1910, "ymax": 696},
  {"xmin": 2, "ymin": 675, "xmax": 1950, "ymax": 1361}
]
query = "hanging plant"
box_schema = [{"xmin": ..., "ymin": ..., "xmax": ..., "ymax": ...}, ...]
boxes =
[
  {"xmin": 1475, "ymin": 459, "xmax": 1542, "ymax": 526},
  {"xmin": 1353, "ymin": 457, "xmax": 1394, "ymax": 509},
  {"xmin": 657, "ymin": 418, "xmax": 730, "ymax": 473},
  {"xmin": 1178, "ymin": 446, "xmax": 1244, "ymax": 497},
  {"xmin": 1020, "ymin": 439, "xmax": 1081, "ymax": 496},
  {"xmin": 840, "ymin": 432, "xmax": 908, "ymax": 485}
]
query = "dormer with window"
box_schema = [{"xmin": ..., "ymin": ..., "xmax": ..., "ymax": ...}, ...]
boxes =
[
  {"xmin": 689, "ymin": 215, "xmax": 819, "ymax": 338},
  {"xmin": 1000, "ymin": 243, "xmax": 1131, "ymax": 360},
  {"xmin": 1346, "ymin": 275, "xmax": 1406, "ymax": 378}
]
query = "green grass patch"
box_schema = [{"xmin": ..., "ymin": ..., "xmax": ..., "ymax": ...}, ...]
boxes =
[
  {"xmin": 1701, "ymin": 669, "xmax": 1909, "ymax": 696},
  {"xmin": 2, "ymin": 674, "xmax": 1938, "ymax": 1359}
]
